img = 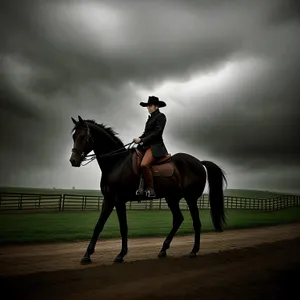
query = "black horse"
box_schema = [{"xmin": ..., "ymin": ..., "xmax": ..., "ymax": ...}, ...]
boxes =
[{"xmin": 69, "ymin": 116, "xmax": 227, "ymax": 264}]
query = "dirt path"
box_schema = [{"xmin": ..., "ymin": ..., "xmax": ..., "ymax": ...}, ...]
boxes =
[
  {"xmin": 1, "ymin": 223, "xmax": 300, "ymax": 300},
  {"xmin": 0, "ymin": 223, "xmax": 299, "ymax": 277}
]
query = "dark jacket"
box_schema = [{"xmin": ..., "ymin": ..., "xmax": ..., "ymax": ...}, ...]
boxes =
[{"xmin": 139, "ymin": 109, "xmax": 168, "ymax": 158}]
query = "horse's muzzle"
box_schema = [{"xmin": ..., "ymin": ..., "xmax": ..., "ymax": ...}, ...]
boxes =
[{"xmin": 69, "ymin": 153, "xmax": 81, "ymax": 167}]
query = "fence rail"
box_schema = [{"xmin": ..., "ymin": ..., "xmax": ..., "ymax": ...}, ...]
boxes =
[{"xmin": 0, "ymin": 192, "xmax": 299, "ymax": 212}]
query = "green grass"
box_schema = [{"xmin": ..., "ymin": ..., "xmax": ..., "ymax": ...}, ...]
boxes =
[{"xmin": 0, "ymin": 208, "xmax": 300, "ymax": 244}]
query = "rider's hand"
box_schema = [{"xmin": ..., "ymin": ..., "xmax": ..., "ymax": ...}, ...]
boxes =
[{"xmin": 133, "ymin": 137, "xmax": 141, "ymax": 143}]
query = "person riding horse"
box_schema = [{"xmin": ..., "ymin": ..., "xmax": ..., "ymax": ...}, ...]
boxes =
[{"xmin": 133, "ymin": 96, "xmax": 168, "ymax": 198}]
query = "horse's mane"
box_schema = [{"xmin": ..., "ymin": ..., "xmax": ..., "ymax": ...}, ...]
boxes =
[{"xmin": 73, "ymin": 119, "xmax": 124, "ymax": 147}]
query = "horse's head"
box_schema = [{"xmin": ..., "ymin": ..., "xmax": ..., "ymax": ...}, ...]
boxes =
[{"xmin": 69, "ymin": 116, "xmax": 94, "ymax": 167}]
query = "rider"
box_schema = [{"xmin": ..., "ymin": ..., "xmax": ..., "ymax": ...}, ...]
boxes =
[{"xmin": 133, "ymin": 96, "xmax": 168, "ymax": 198}]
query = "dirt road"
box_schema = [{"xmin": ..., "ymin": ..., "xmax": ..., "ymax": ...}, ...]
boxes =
[{"xmin": 1, "ymin": 223, "xmax": 300, "ymax": 300}]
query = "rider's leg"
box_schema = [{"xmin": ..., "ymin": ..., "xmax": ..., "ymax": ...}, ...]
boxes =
[{"xmin": 140, "ymin": 148, "xmax": 156, "ymax": 197}]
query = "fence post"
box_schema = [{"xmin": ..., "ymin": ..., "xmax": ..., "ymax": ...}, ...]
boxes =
[
  {"xmin": 19, "ymin": 194, "xmax": 23, "ymax": 210},
  {"xmin": 62, "ymin": 194, "xmax": 65, "ymax": 211},
  {"xmin": 58, "ymin": 195, "xmax": 62, "ymax": 211},
  {"xmin": 81, "ymin": 196, "xmax": 85, "ymax": 211},
  {"xmin": 159, "ymin": 198, "xmax": 162, "ymax": 210},
  {"xmin": 150, "ymin": 199, "xmax": 153, "ymax": 210}
]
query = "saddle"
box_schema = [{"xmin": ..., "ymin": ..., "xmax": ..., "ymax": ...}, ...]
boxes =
[{"xmin": 132, "ymin": 149, "xmax": 174, "ymax": 177}]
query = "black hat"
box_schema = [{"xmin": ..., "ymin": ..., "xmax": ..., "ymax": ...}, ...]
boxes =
[{"xmin": 140, "ymin": 96, "xmax": 166, "ymax": 107}]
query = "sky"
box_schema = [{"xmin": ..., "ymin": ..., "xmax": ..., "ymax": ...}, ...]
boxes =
[{"xmin": 0, "ymin": 0, "xmax": 299, "ymax": 193}]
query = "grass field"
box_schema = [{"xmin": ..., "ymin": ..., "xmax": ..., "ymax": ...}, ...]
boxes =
[{"xmin": 1, "ymin": 208, "xmax": 300, "ymax": 244}]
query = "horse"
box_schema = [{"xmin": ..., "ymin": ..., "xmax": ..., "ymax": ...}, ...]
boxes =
[{"xmin": 69, "ymin": 115, "xmax": 227, "ymax": 264}]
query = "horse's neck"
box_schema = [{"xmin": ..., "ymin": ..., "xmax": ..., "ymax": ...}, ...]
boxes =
[
  {"xmin": 97, "ymin": 150, "xmax": 131, "ymax": 176},
  {"xmin": 92, "ymin": 137, "xmax": 128, "ymax": 173}
]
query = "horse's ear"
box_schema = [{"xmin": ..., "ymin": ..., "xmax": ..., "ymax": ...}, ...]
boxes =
[
  {"xmin": 78, "ymin": 115, "xmax": 84, "ymax": 123},
  {"xmin": 71, "ymin": 117, "xmax": 77, "ymax": 125}
]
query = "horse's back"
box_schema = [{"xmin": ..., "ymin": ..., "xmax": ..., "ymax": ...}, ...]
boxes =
[
  {"xmin": 171, "ymin": 152, "xmax": 206, "ymax": 186},
  {"xmin": 171, "ymin": 152, "xmax": 204, "ymax": 166}
]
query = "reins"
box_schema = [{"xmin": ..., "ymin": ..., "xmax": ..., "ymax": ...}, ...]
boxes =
[{"xmin": 81, "ymin": 141, "xmax": 136, "ymax": 166}]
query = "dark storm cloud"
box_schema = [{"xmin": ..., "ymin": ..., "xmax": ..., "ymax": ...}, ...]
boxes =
[
  {"xmin": 0, "ymin": 0, "xmax": 286, "ymax": 91},
  {"xmin": 0, "ymin": 81, "xmax": 40, "ymax": 120},
  {"xmin": 0, "ymin": 0, "xmax": 299, "ymax": 192},
  {"xmin": 168, "ymin": 14, "xmax": 300, "ymax": 171},
  {"xmin": 170, "ymin": 73, "xmax": 300, "ymax": 168},
  {"xmin": 0, "ymin": 81, "xmax": 64, "ymax": 176},
  {"xmin": 0, "ymin": 0, "xmax": 264, "ymax": 90}
]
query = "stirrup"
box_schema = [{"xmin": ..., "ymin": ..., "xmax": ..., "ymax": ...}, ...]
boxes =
[
  {"xmin": 145, "ymin": 188, "xmax": 156, "ymax": 198},
  {"xmin": 136, "ymin": 188, "xmax": 144, "ymax": 196}
]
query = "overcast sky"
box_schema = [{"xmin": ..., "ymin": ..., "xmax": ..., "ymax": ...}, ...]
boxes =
[{"xmin": 0, "ymin": 0, "xmax": 299, "ymax": 193}]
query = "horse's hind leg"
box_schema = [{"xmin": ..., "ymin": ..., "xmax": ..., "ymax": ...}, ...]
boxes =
[
  {"xmin": 158, "ymin": 197, "xmax": 184, "ymax": 258},
  {"xmin": 185, "ymin": 197, "xmax": 202, "ymax": 257}
]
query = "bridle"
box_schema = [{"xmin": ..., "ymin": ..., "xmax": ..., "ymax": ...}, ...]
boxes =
[
  {"xmin": 71, "ymin": 121, "xmax": 93, "ymax": 161},
  {"xmin": 72, "ymin": 121, "xmax": 135, "ymax": 166}
]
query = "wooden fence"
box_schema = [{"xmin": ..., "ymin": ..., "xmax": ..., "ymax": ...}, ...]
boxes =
[{"xmin": 0, "ymin": 192, "xmax": 299, "ymax": 212}]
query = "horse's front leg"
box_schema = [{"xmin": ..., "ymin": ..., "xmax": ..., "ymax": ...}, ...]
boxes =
[
  {"xmin": 114, "ymin": 201, "xmax": 128, "ymax": 263},
  {"xmin": 81, "ymin": 199, "xmax": 114, "ymax": 264}
]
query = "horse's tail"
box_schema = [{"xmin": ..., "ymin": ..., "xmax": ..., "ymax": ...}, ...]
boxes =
[{"xmin": 201, "ymin": 160, "xmax": 227, "ymax": 232}]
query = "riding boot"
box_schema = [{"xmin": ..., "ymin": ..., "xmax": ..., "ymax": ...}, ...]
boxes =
[
  {"xmin": 142, "ymin": 166, "xmax": 156, "ymax": 198},
  {"xmin": 136, "ymin": 175, "xmax": 145, "ymax": 196}
]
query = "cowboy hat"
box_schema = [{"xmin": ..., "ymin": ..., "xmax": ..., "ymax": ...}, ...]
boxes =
[{"xmin": 139, "ymin": 96, "xmax": 166, "ymax": 107}]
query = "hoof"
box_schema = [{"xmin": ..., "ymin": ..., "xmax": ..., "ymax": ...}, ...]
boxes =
[
  {"xmin": 158, "ymin": 250, "xmax": 167, "ymax": 258},
  {"xmin": 81, "ymin": 256, "xmax": 92, "ymax": 265},
  {"xmin": 113, "ymin": 256, "xmax": 124, "ymax": 263},
  {"xmin": 188, "ymin": 252, "xmax": 197, "ymax": 258}
]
